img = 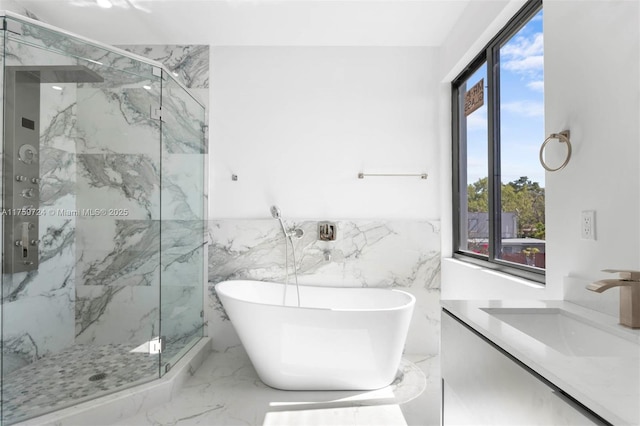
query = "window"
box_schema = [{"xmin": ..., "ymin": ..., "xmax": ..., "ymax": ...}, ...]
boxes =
[{"xmin": 453, "ymin": 0, "xmax": 544, "ymax": 281}]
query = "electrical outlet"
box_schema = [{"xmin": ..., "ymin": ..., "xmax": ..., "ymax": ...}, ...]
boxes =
[{"xmin": 581, "ymin": 210, "xmax": 596, "ymax": 240}]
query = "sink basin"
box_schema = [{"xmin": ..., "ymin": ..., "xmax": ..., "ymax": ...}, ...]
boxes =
[{"xmin": 482, "ymin": 308, "xmax": 640, "ymax": 357}]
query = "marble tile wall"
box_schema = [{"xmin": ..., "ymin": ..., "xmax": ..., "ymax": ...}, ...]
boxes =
[
  {"xmin": 207, "ymin": 219, "xmax": 441, "ymax": 356},
  {"xmin": 73, "ymin": 44, "xmax": 209, "ymax": 350},
  {"xmin": 118, "ymin": 45, "xmax": 209, "ymax": 108},
  {"xmin": 1, "ymin": 38, "xmax": 79, "ymax": 372},
  {"xmin": 118, "ymin": 44, "xmax": 209, "ymax": 354},
  {"xmin": 0, "ymin": 1, "xmax": 43, "ymax": 22},
  {"xmin": 72, "ymin": 66, "xmax": 162, "ymax": 346},
  {"xmin": 117, "ymin": 45, "xmax": 210, "ymax": 279}
]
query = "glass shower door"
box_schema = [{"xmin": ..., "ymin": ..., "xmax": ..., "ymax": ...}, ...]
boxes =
[{"xmin": 159, "ymin": 73, "xmax": 206, "ymax": 372}]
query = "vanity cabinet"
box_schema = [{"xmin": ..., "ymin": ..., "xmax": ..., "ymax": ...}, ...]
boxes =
[{"xmin": 441, "ymin": 310, "xmax": 607, "ymax": 426}]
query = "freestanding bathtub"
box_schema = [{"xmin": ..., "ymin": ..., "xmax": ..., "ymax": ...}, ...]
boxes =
[{"xmin": 215, "ymin": 280, "xmax": 415, "ymax": 391}]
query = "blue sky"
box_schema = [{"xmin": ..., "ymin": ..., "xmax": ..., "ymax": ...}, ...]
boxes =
[{"xmin": 465, "ymin": 10, "xmax": 544, "ymax": 186}]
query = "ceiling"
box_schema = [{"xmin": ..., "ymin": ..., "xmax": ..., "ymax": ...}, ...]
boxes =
[{"xmin": 9, "ymin": 0, "xmax": 472, "ymax": 46}]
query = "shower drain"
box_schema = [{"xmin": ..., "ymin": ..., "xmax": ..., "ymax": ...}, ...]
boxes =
[{"xmin": 88, "ymin": 372, "xmax": 107, "ymax": 382}]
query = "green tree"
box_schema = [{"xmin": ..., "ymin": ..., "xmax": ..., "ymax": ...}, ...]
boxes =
[
  {"xmin": 467, "ymin": 177, "xmax": 488, "ymax": 212},
  {"xmin": 466, "ymin": 176, "xmax": 545, "ymax": 239}
]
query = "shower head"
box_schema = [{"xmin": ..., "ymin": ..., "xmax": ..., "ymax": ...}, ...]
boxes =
[
  {"xmin": 12, "ymin": 65, "xmax": 104, "ymax": 84},
  {"xmin": 270, "ymin": 206, "xmax": 281, "ymax": 219}
]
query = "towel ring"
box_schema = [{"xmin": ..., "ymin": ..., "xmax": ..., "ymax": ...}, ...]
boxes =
[{"xmin": 539, "ymin": 131, "xmax": 571, "ymax": 172}]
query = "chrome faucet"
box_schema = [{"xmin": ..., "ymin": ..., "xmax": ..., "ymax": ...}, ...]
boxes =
[{"xmin": 587, "ymin": 269, "xmax": 640, "ymax": 328}]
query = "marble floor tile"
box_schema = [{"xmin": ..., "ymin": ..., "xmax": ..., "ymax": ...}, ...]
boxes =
[
  {"xmin": 403, "ymin": 354, "xmax": 441, "ymax": 426},
  {"xmin": 114, "ymin": 346, "xmax": 441, "ymax": 426}
]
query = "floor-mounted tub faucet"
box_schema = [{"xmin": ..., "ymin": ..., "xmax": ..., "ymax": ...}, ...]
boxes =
[{"xmin": 587, "ymin": 269, "xmax": 640, "ymax": 328}]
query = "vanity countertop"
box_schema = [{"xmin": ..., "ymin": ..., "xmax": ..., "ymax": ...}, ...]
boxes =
[{"xmin": 441, "ymin": 300, "xmax": 640, "ymax": 426}]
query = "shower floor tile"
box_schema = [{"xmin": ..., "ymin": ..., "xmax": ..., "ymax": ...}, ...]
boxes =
[{"xmin": 2, "ymin": 343, "xmax": 169, "ymax": 424}]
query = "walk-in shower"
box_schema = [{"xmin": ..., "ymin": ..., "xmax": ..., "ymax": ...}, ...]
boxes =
[{"xmin": 0, "ymin": 12, "xmax": 206, "ymax": 424}]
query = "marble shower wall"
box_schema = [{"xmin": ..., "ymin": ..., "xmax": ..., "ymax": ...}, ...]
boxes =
[
  {"xmin": 118, "ymin": 45, "xmax": 209, "ymax": 128},
  {"xmin": 1, "ymin": 32, "xmax": 79, "ymax": 373},
  {"xmin": 207, "ymin": 219, "xmax": 441, "ymax": 356},
  {"xmin": 73, "ymin": 69, "xmax": 162, "ymax": 345},
  {"xmin": 123, "ymin": 44, "xmax": 209, "ymax": 352},
  {"xmin": 75, "ymin": 44, "xmax": 208, "ymax": 349}
]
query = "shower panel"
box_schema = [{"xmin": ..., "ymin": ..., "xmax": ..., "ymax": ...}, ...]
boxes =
[{"xmin": 3, "ymin": 66, "xmax": 103, "ymax": 273}]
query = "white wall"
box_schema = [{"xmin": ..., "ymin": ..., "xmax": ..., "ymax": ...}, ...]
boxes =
[
  {"xmin": 545, "ymin": 0, "xmax": 640, "ymax": 315},
  {"xmin": 210, "ymin": 46, "xmax": 439, "ymax": 220},
  {"xmin": 440, "ymin": 0, "xmax": 640, "ymax": 313}
]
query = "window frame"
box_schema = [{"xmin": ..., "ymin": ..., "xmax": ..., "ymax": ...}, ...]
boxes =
[{"xmin": 452, "ymin": 0, "xmax": 545, "ymax": 283}]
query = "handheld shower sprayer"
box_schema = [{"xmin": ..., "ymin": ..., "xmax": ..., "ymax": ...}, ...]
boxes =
[
  {"xmin": 270, "ymin": 205, "xmax": 302, "ymax": 307},
  {"xmin": 270, "ymin": 205, "xmax": 281, "ymax": 219},
  {"xmin": 270, "ymin": 205, "xmax": 304, "ymax": 239},
  {"xmin": 271, "ymin": 205, "xmax": 289, "ymax": 239}
]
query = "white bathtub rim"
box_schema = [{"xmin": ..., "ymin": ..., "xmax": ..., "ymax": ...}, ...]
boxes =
[{"xmin": 215, "ymin": 280, "xmax": 416, "ymax": 312}]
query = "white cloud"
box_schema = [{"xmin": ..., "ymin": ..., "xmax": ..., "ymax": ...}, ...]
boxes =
[
  {"xmin": 504, "ymin": 56, "xmax": 543, "ymax": 73},
  {"xmin": 503, "ymin": 33, "xmax": 543, "ymax": 58},
  {"xmin": 501, "ymin": 101, "xmax": 544, "ymax": 117},
  {"xmin": 527, "ymin": 80, "xmax": 544, "ymax": 92},
  {"xmin": 502, "ymin": 32, "xmax": 544, "ymax": 76}
]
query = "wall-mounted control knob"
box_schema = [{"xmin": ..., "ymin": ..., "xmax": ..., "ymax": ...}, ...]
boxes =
[
  {"xmin": 31, "ymin": 177, "xmax": 40, "ymax": 184},
  {"xmin": 21, "ymin": 188, "xmax": 35, "ymax": 198},
  {"xmin": 15, "ymin": 175, "xmax": 27, "ymax": 182},
  {"xmin": 18, "ymin": 144, "xmax": 37, "ymax": 164},
  {"xmin": 15, "ymin": 240, "xmax": 23, "ymax": 247},
  {"xmin": 318, "ymin": 222, "xmax": 337, "ymax": 241},
  {"xmin": 30, "ymin": 239, "xmax": 40, "ymax": 246}
]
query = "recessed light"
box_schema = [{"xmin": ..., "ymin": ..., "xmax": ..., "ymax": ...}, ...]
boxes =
[
  {"xmin": 52, "ymin": 85, "xmax": 63, "ymax": 91},
  {"xmin": 143, "ymin": 85, "xmax": 151, "ymax": 90},
  {"xmin": 96, "ymin": 0, "xmax": 113, "ymax": 9}
]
